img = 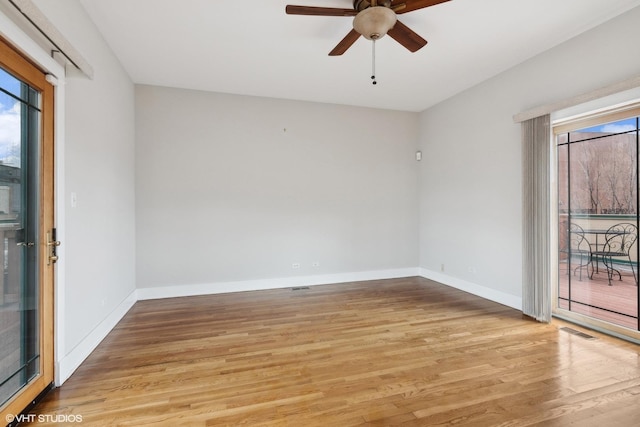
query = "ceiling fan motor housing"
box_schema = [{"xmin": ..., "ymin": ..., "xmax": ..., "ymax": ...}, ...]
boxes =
[
  {"xmin": 353, "ymin": 6, "xmax": 397, "ymax": 40},
  {"xmin": 354, "ymin": 0, "xmax": 393, "ymax": 11}
]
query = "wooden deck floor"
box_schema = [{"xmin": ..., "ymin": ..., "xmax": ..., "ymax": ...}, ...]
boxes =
[
  {"xmin": 23, "ymin": 277, "xmax": 640, "ymax": 426},
  {"xmin": 558, "ymin": 260, "xmax": 638, "ymax": 330}
]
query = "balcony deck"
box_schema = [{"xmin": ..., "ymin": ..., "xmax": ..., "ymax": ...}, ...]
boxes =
[{"xmin": 558, "ymin": 260, "xmax": 638, "ymax": 330}]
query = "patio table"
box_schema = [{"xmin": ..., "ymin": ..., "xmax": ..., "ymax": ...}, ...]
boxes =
[{"xmin": 581, "ymin": 228, "xmax": 631, "ymax": 280}]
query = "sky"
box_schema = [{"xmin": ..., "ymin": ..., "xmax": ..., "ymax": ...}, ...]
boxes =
[
  {"xmin": 580, "ymin": 117, "xmax": 638, "ymax": 134},
  {"xmin": 0, "ymin": 68, "xmax": 23, "ymax": 167}
]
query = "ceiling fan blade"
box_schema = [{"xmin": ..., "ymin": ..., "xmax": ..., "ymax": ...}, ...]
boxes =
[
  {"xmin": 286, "ymin": 5, "xmax": 358, "ymax": 16},
  {"xmin": 329, "ymin": 29, "xmax": 361, "ymax": 56},
  {"xmin": 387, "ymin": 20, "xmax": 427, "ymax": 52},
  {"xmin": 393, "ymin": 0, "xmax": 451, "ymax": 14}
]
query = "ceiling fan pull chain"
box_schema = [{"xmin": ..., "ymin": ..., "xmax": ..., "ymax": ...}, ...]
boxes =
[{"xmin": 371, "ymin": 39, "xmax": 377, "ymax": 85}]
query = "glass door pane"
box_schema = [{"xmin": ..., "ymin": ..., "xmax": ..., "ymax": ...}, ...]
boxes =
[
  {"xmin": 0, "ymin": 67, "xmax": 41, "ymax": 407},
  {"xmin": 557, "ymin": 117, "xmax": 639, "ymax": 331}
]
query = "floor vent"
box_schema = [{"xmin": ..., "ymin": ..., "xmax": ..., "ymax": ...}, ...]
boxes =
[
  {"xmin": 291, "ymin": 286, "xmax": 310, "ymax": 291},
  {"xmin": 560, "ymin": 327, "xmax": 596, "ymax": 339}
]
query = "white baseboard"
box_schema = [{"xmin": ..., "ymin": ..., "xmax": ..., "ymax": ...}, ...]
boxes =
[
  {"xmin": 137, "ymin": 267, "xmax": 421, "ymax": 300},
  {"xmin": 56, "ymin": 289, "xmax": 137, "ymax": 385},
  {"xmin": 419, "ymin": 268, "xmax": 522, "ymax": 310}
]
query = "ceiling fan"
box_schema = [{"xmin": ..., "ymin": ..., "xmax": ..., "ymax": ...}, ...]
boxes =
[{"xmin": 285, "ymin": 0, "xmax": 451, "ymax": 56}]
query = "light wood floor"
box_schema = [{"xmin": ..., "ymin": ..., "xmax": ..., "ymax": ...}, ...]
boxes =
[{"xmin": 25, "ymin": 277, "xmax": 640, "ymax": 426}]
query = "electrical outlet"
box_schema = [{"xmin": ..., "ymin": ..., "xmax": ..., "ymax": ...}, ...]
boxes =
[
  {"xmin": 312, "ymin": 261, "xmax": 320, "ymax": 267},
  {"xmin": 441, "ymin": 263, "xmax": 445, "ymax": 272},
  {"xmin": 292, "ymin": 263, "xmax": 301, "ymax": 269}
]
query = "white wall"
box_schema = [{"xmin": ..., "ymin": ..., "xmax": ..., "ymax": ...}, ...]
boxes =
[
  {"xmin": 31, "ymin": 0, "xmax": 137, "ymax": 381},
  {"xmin": 135, "ymin": 86, "xmax": 419, "ymax": 294},
  {"xmin": 418, "ymin": 6, "xmax": 640, "ymax": 304}
]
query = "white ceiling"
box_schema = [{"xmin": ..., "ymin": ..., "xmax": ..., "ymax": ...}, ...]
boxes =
[{"xmin": 76, "ymin": 0, "xmax": 640, "ymax": 112}]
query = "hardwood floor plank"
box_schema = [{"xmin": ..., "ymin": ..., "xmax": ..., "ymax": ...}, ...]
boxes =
[{"xmin": 22, "ymin": 277, "xmax": 640, "ymax": 426}]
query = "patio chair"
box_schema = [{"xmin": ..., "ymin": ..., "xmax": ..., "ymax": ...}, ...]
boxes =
[
  {"xmin": 590, "ymin": 223, "xmax": 638, "ymax": 286},
  {"xmin": 560, "ymin": 223, "xmax": 592, "ymax": 280}
]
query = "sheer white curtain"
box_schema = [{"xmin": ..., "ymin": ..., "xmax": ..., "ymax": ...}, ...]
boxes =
[{"xmin": 522, "ymin": 115, "xmax": 551, "ymax": 322}]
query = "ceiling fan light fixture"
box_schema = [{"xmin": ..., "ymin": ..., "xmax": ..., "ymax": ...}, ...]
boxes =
[{"xmin": 353, "ymin": 6, "xmax": 397, "ymax": 40}]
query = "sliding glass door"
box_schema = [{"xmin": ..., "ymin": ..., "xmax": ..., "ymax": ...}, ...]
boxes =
[
  {"xmin": 0, "ymin": 36, "xmax": 55, "ymax": 420},
  {"xmin": 556, "ymin": 112, "xmax": 639, "ymax": 334}
]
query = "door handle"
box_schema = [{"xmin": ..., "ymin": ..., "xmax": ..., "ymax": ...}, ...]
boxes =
[
  {"xmin": 17, "ymin": 241, "xmax": 35, "ymax": 247},
  {"xmin": 47, "ymin": 229, "xmax": 61, "ymax": 265}
]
